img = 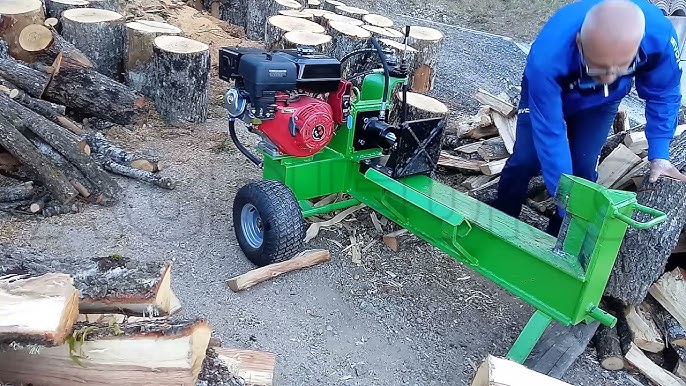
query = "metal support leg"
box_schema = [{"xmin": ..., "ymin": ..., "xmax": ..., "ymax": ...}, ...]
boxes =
[{"xmin": 506, "ymin": 310, "xmax": 553, "ymax": 363}]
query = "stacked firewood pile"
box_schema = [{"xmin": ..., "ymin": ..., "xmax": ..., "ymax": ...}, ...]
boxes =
[
  {"xmin": 0, "ymin": 0, "xmax": 224, "ymax": 216},
  {"xmin": 0, "ymin": 243, "xmax": 276, "ymax": 386}
]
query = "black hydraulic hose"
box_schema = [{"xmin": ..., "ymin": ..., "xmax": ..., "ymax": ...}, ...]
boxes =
[
  {"xmin": 229, "ymin": 118, "xmax": 262, "ymax": 167},
  {"xmin": 340, "ymin": 48, "xmax": 378, "ymax": 66},
  {"xmin": 369, "ymin": 37, "xmax": 390, "ymax": 121}
]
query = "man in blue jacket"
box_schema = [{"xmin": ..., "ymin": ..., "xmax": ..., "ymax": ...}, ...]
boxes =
[{"xmin": 492, "ymin": 0, "xmax": 686, "ymax": 235}]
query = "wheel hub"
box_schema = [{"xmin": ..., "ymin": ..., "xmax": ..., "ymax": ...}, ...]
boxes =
[{"xmin": 241, "ymin": 203, "xmax": 263, "ymax": 248}]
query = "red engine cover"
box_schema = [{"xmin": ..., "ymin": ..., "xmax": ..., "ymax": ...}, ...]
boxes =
[{"xmin": 257, "ymin": 94, "xmax": 335, "ymax": 157}]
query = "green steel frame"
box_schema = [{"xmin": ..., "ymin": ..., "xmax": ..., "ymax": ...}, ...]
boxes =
[{"xmin": 255, "ymin": 71, "xmax": 667, "ymax": 362}]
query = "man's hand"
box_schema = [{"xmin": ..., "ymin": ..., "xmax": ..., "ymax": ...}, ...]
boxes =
[{"xmin": 649, "ymin": 158, "xmax": 686, "ymax": 183}]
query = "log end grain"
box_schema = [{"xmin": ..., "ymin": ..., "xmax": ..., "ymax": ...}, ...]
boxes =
[
  {"xmin": 408, "ymin": 25, "xmax": 444, "ymax": 42},
  {"xmin": 18, "ymin": 24, "xmax": 54, "ymax": 52},
  {"xmin": 268, "ymin": 15, "xmax": 326, "ymax": 34},
  {"xmin": 283, "ymin": 30, "xmax": 332, "ymax": 47},
  {"xmin": 363, "ymin": 13, "xmax": 394, "ymax": 28},
  {"xmin": 62, "ymin": 7, "xmax": 124, "ymax": 23},
  {"xmin": 361, "ymin": 24, "xmax": 404, "ymax": 40},
  {"xmin": 323, "ymin": 12, "xmax": 364, "ymax": 26},
  {"xmin": 278, "ymin": 9, "xmax": 315, "ymax": 19}
]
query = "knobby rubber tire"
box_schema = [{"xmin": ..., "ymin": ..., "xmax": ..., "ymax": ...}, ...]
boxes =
[{"xmin": 233, "ymin": 179, "xmax": 306, "ymax": 266}]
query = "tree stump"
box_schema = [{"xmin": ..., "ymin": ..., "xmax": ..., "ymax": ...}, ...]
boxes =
[
  {"xmin": 326, "ymin": 20, "xmax": 370, "ymax": 68},
  {"xmin": 322, "ymin": 0, "xmax": 345, "ymax": 12},
  {"xmin": 265, "ymin": 15, "xmax": 326, "ymax": 50},
  {"xmin": 379, "ymin": 38, "xmax": 418, "ymax": 69},
  {"xmin": 282, "ymin": 30, "xmax": 332, "ymax": 52},
  {"xmin": 18, "ymin": 24, "xmax": 94, "ymax": 70},
  {"xmin": 310, "ymin": 9, "xmax": 334, "ymax": 24},
  {"xmin": 389, "ymin": 91, "xmax": 449, "ymax": 127},
  {"xmin": 245, "ymin": 0, "xmax": 302, "ymax": 41},
  {"xmin": 203, "ymin": 0, "xmax": 246, "ymax": 28},
  {"xmin": 322, "ymin": 12, "xmax": 363, "ymax": 26},
  {"xmin": 125, "ymin": 20, "xmax": 182, "ymax": 97},
  {"xmin": 0, "ymin": 0, "xmax": 45, "ymax": 63},
  {"xmin": 86, "ymin": 0, "xmax": 120, "ymax": 11},
  {"xmin": 363, "ymin": 13, "xmax": 394, "ymax": 28},
  {"xmin": 61, "ymin": 8, "xmax": 126, "ymax": 81},
  {"xmin": 152, "ymin": 35, "xmax": 210, "ymax": 124},
  {"xmin": 361, "ymin": 25, "xmax": 405, "ymax": 41},
  {"xmin": 407, "ymin": 25, "xmax": 444, "ymax": 93},
  {"xmin": 45, "ymin": 0, "xmax": 90, "ymax": 19},
  {"xmin": 604, "ymin": 172, "xmax": 686, "ymax": 305},
  {"xmin": 334, "ymin": 5, "xmax": 369, "ymax": 19},
  {"xmin": 278, "ymin": 9, "xmax": 315, "ymax": 20}
]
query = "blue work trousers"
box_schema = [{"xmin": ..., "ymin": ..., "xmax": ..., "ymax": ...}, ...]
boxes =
[{"xmin": 492, "ymin": 100, "xmax": 621, "ymax": 236}]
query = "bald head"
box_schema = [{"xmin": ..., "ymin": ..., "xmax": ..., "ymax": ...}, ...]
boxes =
[{"xmin": 577, "ymin": 0, "xmax": 645, "ymax": 83}]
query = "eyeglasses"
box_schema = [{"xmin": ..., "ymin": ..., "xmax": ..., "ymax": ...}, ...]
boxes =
[{"xmin": 579, "ymin": 42, "xmax": 639, "ymax": 77}]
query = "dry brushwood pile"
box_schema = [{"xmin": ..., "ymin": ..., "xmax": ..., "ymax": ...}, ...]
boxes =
[
  {"xmin": 0, "ymin": 243, "xmax": 276, "ymax": 386},
  {"xmin": 439, "ymin": 88, "xmax": 686, "ymax": 383}
]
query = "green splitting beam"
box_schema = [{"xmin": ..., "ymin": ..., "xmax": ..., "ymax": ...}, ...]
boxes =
[{"xmin": 257, "ymin": 72, "xmax": 668, "ymax": 363}]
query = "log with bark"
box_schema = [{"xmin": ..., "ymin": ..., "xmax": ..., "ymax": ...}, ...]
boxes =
[
  {"xmin": 278, "ymin": 9, "xmax": 315, "ymax": 19},
  {"xmin": 125, "ymin": 20, "xmax": 182, "ymax": 97},
  {"xmin": 321, "ymin": 12, "xmax": 364, "ymax": 26},
  {"xmin": 334, "ymin": 5, "xmax": 369, "ymax": 19},
  {"xmin": 0, "ymin": 272, "xmax": 80, "ymax": 347},
  {"xmin": 97, "ymin": 154, "xmax": 176, "ymax": 189},
  {"xmin": 0, "ymin": 93, "xmax": 120, "ymax": 205},
  {"xmin": 603, "ymin": 173, "xmax": 686, "ymax": 304},
  {"xmin": 61, "ymin": 8, "xmax": 126, "ymax": 80},
  {"xmin": 0, "ymin": 181, "xmax": 35, "ymax": 202},
  {"xmin": 389, "ymin": 90, "xmax": 450, "ymax": 127},
  {"xmin": 0, "ymin": 0, "xmax": 45, "ymax": 62},
  {"xmin": 406, "ymin": 25, "xmax": 444, "ymax": 93},
  {"xmin": 0, "ymin": 243, "xmax": 179, "ymax": 316},
  {"xmin": 264, "ymin": 15, "xmax": 326, "ymax": 51},
  {"xmin": 9, "ymin": 88, "xmax": 84, "ymax": 135},
  {"xmin": 245, "ymin": 0, "xmax": 302, "ymax": 40},
  {"xmin": 363, "ymin": 13, "xmax": 394, "ymax": 28},
  {"xmin": 45, "ymin": 0, "xmax": 91, "ymax": 20},
  {"xmin": 326, "ymin": 21, "xmax": 371, "ymax": 73},
  {"xmin": 282, "ymin": 30, "xmax": 332, "ymax": 52},
  {"xmin": 0, "ymin": 39, "xmax": 52, "ymax": 99},
  {"xmin": 28, "ymin": 134, "xmax": 94, "ymax": 198},
  {"xmin": 322, "ymin": 0, "xmax": 345, "ymax": 12},
  {"xmin": 152, "ymin": 35, "xmax": 210, "ymax": 124},
  {"xmin": 18, "ymin": 23, "xmax": 94, "ymax": 71},
  {"xmin": 203, "ymin": 0, "xmax": 247, "ymax": 29},
  {"xmin": 0, "ymin": 318, "xmax": 212, "ymax": 386},
  {"xmin": 84, "ymin": 131, "xmax": 162, "ymax": 172}
]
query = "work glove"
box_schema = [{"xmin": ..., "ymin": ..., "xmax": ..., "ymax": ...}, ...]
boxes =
[{"xmin": 649, "ymin": 158, "xmax": 686, "ymax": 183}]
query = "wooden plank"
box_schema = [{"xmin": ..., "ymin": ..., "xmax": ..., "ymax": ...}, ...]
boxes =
[
  {"xmin": 480, "ymin": 158, "xmax": 508, "ymax": 176},
  {"xmin": 596, "ymin": 144, "xmax": 642, "ymax": 188},
  {"xmin": 474, "ymin": 89, "xmax": 516, "ymax": 117},
  {"xmin": 438, "ymin": 151, "xmax": 486, "ymax": 171}
]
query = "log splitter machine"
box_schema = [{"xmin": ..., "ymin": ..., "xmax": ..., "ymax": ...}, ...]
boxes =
[{"xmin": 217, "ymin": 31, "xmax": 668, "ymax": 363}]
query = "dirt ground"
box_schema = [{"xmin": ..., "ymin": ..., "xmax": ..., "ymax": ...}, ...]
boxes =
[{"xmin": 0, "ymin": 0, "xmax": 657, "ymax": 385}]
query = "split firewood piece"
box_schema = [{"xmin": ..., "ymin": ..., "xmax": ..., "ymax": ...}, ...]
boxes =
[
  {"xmin": 491, "ymin": 110, "xmax": 517, "ymax": 154},
  {"xmin": 245, "ymin": 0, "xmax": 302, "ymax": 40},
  {"xmin": 322, "ymin": 12, "xmax": 364, "ymax": 26},
  {"xmin": 45, "ymin": 0, "xmax": 91, "ymax": 20},
  {"xmin": 19, "ymin": 23, "xmax": 94, "ymax": 70},
  {"xmin": 125, "ymin": 20, "xmax": 182, "ymax": 97},
  {"xmin": 389, "ymin": 90, "xmax": 449, "ymax": 127},
  {"xmin": 304, "ymin": 203, "xmax": 366, "ymax": 242},
  {"xmin": 477, "ymin": 137, "xmax": 509, "ymax": 161},
  {"xmin": 625, "ymin": 302, "xmax": 666, "ymax": 353},
  {"xmin": 28, "ymin": 135, "xmax": 94, "ymax": 198},
  {"xmin": 210, "ymin": 347, "xmax": 276, "ymax": 386},
  {"xmin": 474, "ymin": 89, "xmax": 516, "ymax": 117},
  {"xmin": 596, "ymin": 144, "xmax": 642, "ymax": 188},
  {"xmin": 61, "ymin": 8, "xmax": 126, "ymax": 80},
  {"xmin": 0, "ymin": 318, "xmax": 212, "ymax": 386},
  {"xmin": 84, "ymin": 131, "xmax": 162, "ymax": 172},
  {"xmin": 470, "ymin": 354, "xmax": 573, "ymax": 386},
  {"xmin": 0, "ymin": 0, "xmax": 45, "ymax": 62},
  {"xmin": 438, "ymin": 151, "xmax": 486, "ymax": 172},
  {"xmin": 407, "ymin": 26, "xmax": 444, "ymax": 93},
  {"xmin": 278, "ymin": 9, "xmax": 315, "ymax": 20},
  {"xmin": 666, "ymin": 314, "xmax": 686, "ymax": 347},
  {"xmin": 649, "ymin": 268, "xmax": 686, "ymax": 333},
  {"xmin": 480, "ymin": 158, "xmax": 508, "ymax": 176},
  {"xmin": 265, "ymin": 15, "xmax": 326, "ymax": 51},
  {"xmin": 0, "ymin": 94, "xmax": 120, "ymax": 205},
  {"xmin": 625, "ymin": 342, "xmax": 686, "ymax": 386},
  {"xmin": 9, "ymin": 88, "xmax": 84, "ymax": 136},
  {"xmin": 334, "ymin": 5, "xmax": 369, "ymax": 19},
  {"xmin": 383, "ymin": 228, "xmax": 409, "ymax": 252},
  {"xmin": 363, "ymin": 13, "xmax": 394, "ymax": 28},
  {"xmin": 228, "ymin": 249, "xmax": 331, "ymax": 292},
  {"xmin": 0, "ymin": 115, "xmax": 79, "ymax": 205},
  {"xmin": 0, "ymin": 181, "xmax": 34, "ymax": 202},
  {"xmin": 282, "ymin": 30, "xmax": 332, "ymax": 52},
  {"xmin": 462, "ymin": 175, "xmax": 494, "ymax": 190},
  {"xmin": 0, "ymin": 244, "xmax": 178, "ymax": 316},
  {"xmin": 0, "ymin": 273, "xmax": 79, "ymax": 347},
  {"xmin": 322, "ymin": 0, "xmax": 346, "ymax": 12},
  {"xmin": 152, "ymin": 35, "xmax": 210, "ymax": 124}
]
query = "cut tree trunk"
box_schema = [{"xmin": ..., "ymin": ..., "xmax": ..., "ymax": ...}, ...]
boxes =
[
  {"xmin": 322, "ymin": 0, "xmax": 345, "ymax": 12},
  {"xmin": 264, "ymin": 15, "xmax": 326, "ymax": 50},
  {"xmin": 379, "ymin": 37, "xmax": 418, "ymax": 72},
  {"xmin": 0, "ymin": 181, "xmax": 34, "ymax": 202},
  {"xmin": 594, "ymin": 322, "xmax": 625, "ymax": 370},
  {"xmin": 9, "ymin": 88, "xmax": 83, "ymax": 135},
  {"xmin": 204, "ymin": 0, "xmax": 247, "ymax": 28},
  {"xmin": 245, "ymin": 0, "xmax": 302, "ymax": 41},
  {"xmin": 0, "ymin": 0, "xmax": 45, "ymax": 62},
  {"xmin": 278, "ymin": 9, "xmax": 315, "ymax": 19},
  {"xmin": 310, "ymin": 8, "xmax": 334, "ymax": 24},
  {"xmin": 361, "ymin": 24, "xmax": 404, "ymax": 41},
  {"xmin": 125, "ymin": 20, "xmax": 182, "ymax": 97},
  {"xmin": 0, "ymin": 94, "xmax": 120, "ymax": 205},
  {"xmin": 603, "ymin": 175, "xmax": 686, "ymax": 305},
  {"xmin": 87, "ymin": 0, "xmax": 120, "ymax": 11},
  {"xmin": 322, "ymin": 12, "xmax": 364, "ymax": 26},
  {"xmin": 389, "ymin": 90, "xmax": 449, "ymax": 127},
  {"xmin": 61, "ymin": 8, "xmax": 126, "ymax": 80},
  {"xmin": 0, "ymin": 40, "xmax": 52, "ymax": 99},
  {"xmin": 0, "ymin": 115, "xmax": 78, "ymax": 205},
  {"xmin": 471, "ymin": 355, "xmax": 573, "ymax": 386},
  {"xmin": 84, "ymin": 131, "xmax": 162, "ymax": 172},
  {"xmin": 19, "ymin": 24, "xmax": 94, "ymax": 70},
  {"xmin": 0, "ymin": 273, "xmax": 79, "ymax": 347},
  {"xmin": 0, "ymin": 318, "xmax": 212, "ymax": 386},
  {"xmin": 0, "ymin": 244, "xmax": 178, "ymax": 316},
  {"xmin": 334, "ymin": 5, "xmax": 369, "ymax": 19},
  {"xmin": 407, "ymin": 25, "xmax": 444, "ymax": 93},
  {"xmin": 45, "ymin": 0, "xmax": 91, "ymax": 20},
  {"xmin": 326, "ymin": 20, "xmax": 371, "ymax": 73},
  {"xmin": 363, "ymin": 13, "xmax": 394, "ymax": 28},
  {"xmin": 152, "ymin": 35, "xmax": 210, "ymax": 124},
  {"xmin": 282, "ymin": 30, "xmax": 332, "ymax": 52}
]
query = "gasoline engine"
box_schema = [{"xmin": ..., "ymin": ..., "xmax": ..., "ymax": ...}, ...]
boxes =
[{"xmin": 218, "ymin": 47, "xmax": 359, "ymax": 160}]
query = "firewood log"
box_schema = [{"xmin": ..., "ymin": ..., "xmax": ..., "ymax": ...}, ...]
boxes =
[
  {"xmin": 0, "ymin": 0, "xmax": 45, "ymax": 62},
  {"xmin": 471, "ymin": 355, "xmax": 573, "ymax": 385},
  {"xmin": 310, "ymin": 8, "xmax": 334, "ymax": 24},
  {"xmin": 278, "ymin": 9, "xmax": 315, "ymax": 19},
  {"xmin": 0, "ymin": 94, "xmax": 120, "ymax": 205},
  {"xmin": 18, "ymin": 24, "xmax": 94, "ymax": 70},
  {"xmin": 245, "ymin": 0, "xmax": 302, "ymax": 40},
  {"xmin": 363, "ymin": 13, "xmax": 394, "ymax": 28},
  {"xmin": 334, "ymin": 5, "xmax": 369, "ymax": 19},
  {"xmin": 361, "ymin": 24, "xmax": 404, "ymax": 41},
  {"xmin": 152, "ymin": 35, "xmax": 210, "ymax": 124},
  {"xmin": 203, "ymin": 0, "xmax": 247, "ymax": 28},
  {"xmin": 322, "ymin": 12, "xmax": 364, "ymax": 26},
  {"xmin": 0, "ymin": 318, "xmax": 212, "ymax": 386},
  {"xmin": 61, "ymin": 8, "xmax": 126, "ymax": 80},
  {"xmin": 84, "ymin": 131, "xmax": 162, "ymax": 172},
  {"xmin": 264, "ymin": 15, "xmax": 326, "ymax": 50},
  {"xmin": 96, "ymin": 154, "xmax": 176, "ymax": 189},
  {"xmin": 9, "ymin": 88, "xmax": 83, "ymax": 135},
  {"xmin": 0, "ymin": 115, "xmax": 79, "ymax": 205},
  {"xmin": 28, "ymin": 135, "xmax": 94, "ymax": 198},
  {"xmin": 125, "ymin": 20, "xmax": 182, "ymax": 97},
  {"xmin": 0, "ymin": 273, "xmax": 80, "ymax": 347},
  {"xmin": 0, "ymin": 39, "xmax": 52, "ymax": 99},
  {"xmin": 45, "ymin": 0, "xmax": 91, "ymax": 20},
  {"xmin": 326, "ymin": 21, "xmax": 371, "ymax": 74},
  {"xmin": 322, "ymin": 0, "xmax": 345, "ymax": 12},
  {"xmin": 407, "ymin": 25, "xmax": 444, "ymax": 93},
  {"xmin": 0, "ymin": 243, "xmax": 179, "ymax": 316},
  {"xmin": 282, "ymin": 30, "xmax": 332, "ymax": 52},
  {"xmin": 389, "ymin": 90, "xmax": 449, "ymax": 127},
  {"xmin": 0, "ymin": 181, "xmax": 34, "ymax": 202}
]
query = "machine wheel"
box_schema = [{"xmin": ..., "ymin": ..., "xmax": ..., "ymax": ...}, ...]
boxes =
[{"xmin": 233, "ymin": 180, "xmax": 306, "ymax": 267}]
